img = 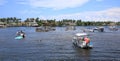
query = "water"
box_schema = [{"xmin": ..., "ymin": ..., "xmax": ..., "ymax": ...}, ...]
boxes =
[{"xmin": 0, "ymin": 26, "xmax": 120, "ymax": 61}]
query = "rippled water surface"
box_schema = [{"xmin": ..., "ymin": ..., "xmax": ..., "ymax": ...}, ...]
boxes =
[{"xmin": 0, "ymin": 26, "xmax": 120, "ymax": 61}]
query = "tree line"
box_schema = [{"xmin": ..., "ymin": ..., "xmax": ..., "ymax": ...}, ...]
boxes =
[
  {"xmin": 0, "ymin": 17, "xmax": 120, "ymax": 27},
  {"xmin": 0, "ymin": 17, "xmax": 21, "ymax": 23},
  {"xmin": 33, "ymin": 18, "xmax": 120, "ymax": 27}
]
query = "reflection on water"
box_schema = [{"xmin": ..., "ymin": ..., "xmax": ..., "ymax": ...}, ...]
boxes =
[{"xmin": 0, "ymin": 26, "xmax": 120, "ymax": 61}]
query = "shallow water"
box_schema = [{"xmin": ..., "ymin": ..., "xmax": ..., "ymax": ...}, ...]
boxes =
[{"xmin": 0, "ymin": 26, "xmax": 120, "ymax": 61}]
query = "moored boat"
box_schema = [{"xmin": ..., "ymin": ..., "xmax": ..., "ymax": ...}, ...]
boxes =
[{"xmin": 109, "ymin": 26, "xmax": 118, "ymax": 31}]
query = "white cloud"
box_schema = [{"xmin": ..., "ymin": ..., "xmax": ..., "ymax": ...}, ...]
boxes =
[
  {"xmin": 41, "ymin": 8, "xmax": 120, "ymax": 22},
  {"xmin": 17, "ymin": 1, "xmax": 27, "ymax": 5},
  {"xmin": 18, "ymin": 0, "xmax": 89, "ymax": 10},
  {"xmin": 19, "ymin": 9, "xmax": 41, "ymax": 14},
  {"xmin": 96, "ymin": 0, "xmax": 103, "ymax": 2},
  {"xmin": 0, "ymin": 0, "xmax": 7, "ymax": 6}
]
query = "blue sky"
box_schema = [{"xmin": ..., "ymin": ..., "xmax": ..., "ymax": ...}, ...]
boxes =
[{"xmin": 0, "ymin": 0, "xmax": 120, "ymax": 21}]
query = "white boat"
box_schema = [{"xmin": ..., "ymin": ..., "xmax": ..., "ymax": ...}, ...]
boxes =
[
  {"xmin": 108, "ymin": 22, "xmax": 118, "ymax": 31},
  {"xmin": 109, "ymin": 26, "xmax": 118, "ymax": 31},
  {"xmin": 82, "ymin": 28, "xmax": 94, "ymax": 32},
  {"xmin": 36, "ymin": 26, "xmax": 56, "ymax": 32},
  {"xmin": 72, "ymin": 33, "xmax": 93, "ymax": 49},
  {"xmin": 93, "ymin": 27, "xmax": 104, "ymax": 32}
]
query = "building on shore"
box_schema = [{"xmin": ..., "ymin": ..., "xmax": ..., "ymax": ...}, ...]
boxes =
[
  {"xmin": 24, "ymin": 18, "xmax": 38, "ymax": 27},
  {"xmin": 0, "ymin": 22, "xmax": 6, "ymax": 28},
  {"xmin": 65, "ymin": 22, "xmax": 76, "ymax": 31}
]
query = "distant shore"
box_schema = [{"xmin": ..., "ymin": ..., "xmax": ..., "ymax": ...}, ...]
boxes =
[{"xmin": 0, "ymin": 17, "xmax": 120, "ymax": 27}]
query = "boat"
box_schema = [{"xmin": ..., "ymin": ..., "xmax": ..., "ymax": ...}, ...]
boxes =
[
  {"xmin": 72, "ymin": 33, "xmax": 93, "ymax": 49},
  {"xmin": 109, "ymin": 22, "xmax": 118, "ymax": 31},
  {"xmin": 15, "ymin": 36, "xmax": 23, "ymax": 40},
  {"xmin": 82, "ymin": 28, "xmax": 94, "ymax": 32},
  {"xmin": 36, "ymin": 27, "xmax": 49, "ymax": 32},
  {"xmin": 93, "ymin": 26, "xmax": 104, "ymax": 32},
  {"xmin": 15, "ymin": 31, "xmax": 25, "ymax": 39},
  {"xmin": 36, "ymin": 26, "xmax": 56, "ymax": 32},
  {"xmin": 109, "ymin": 26, "xmax": 118, "ymax": 31}
]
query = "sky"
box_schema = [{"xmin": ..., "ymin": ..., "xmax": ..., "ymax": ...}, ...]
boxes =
[{"xmin": 0, "ymin": 0, "xmax": 120, "ymax": 21}]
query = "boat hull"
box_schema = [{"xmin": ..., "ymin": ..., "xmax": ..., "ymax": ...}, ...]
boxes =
[
  {"xmin": 72, "ymin": 39, "xmax": 93, "ymax": 49},
  {"xmin": 15, "ymin": 36, "xmax": 23, "ymax": 39}
]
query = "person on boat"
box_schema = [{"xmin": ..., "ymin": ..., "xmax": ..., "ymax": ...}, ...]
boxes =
[
  {"xmin": 20, "ymin": 30, "xmax": 25, "ymax": 38},
  {"xmin": 16, "ymin": 31, "xmax": 21, "ymax": 36},
  {"xmin": 16, "ymin": 30, "xmax": 25, "ymax": 38},
  {"xmin": 83, "ymin": 36, "xmax": 90, "ymax": 46}
]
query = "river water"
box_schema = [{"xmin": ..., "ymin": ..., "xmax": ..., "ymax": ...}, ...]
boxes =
[{"xmin": 0, "ymin": 26, "xmax": 120, "ymax": 61}]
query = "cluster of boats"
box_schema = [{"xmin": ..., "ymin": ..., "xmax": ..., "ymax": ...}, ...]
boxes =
[
  {"xmin": 36, "ymin": 26, "xmax": 56, "ymax": 32},
  {"xmin": 14, "ymin": 26, "xmax": 119, "ymax": 49},
  {"xmin": 82, "ymin": 26, "xmax": 119, "ymax": 32}
]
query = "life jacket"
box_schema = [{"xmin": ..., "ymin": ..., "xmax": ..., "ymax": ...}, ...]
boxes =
[{"xmin": 84, "ymin": 37, "xmax": 90, "ymax": 44}]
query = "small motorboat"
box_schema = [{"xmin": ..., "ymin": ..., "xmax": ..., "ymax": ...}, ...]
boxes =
[
  {"xmin": 109, "ymin": 26, "xmax": 118, "ymax": 31},
  {"xmin": 82, "ymin": 28, "xmax": 94, "ymax": 32},
  {"xmin": 15, "ymin": 31, "xmax": 25, "ymax": 40},
  {"xmin": 72, "ymin": 33, "xmax": 93, "ymax": 49},
  {"xmin": 15, "ymin": 36, "xmax": 23, "ymax": 40},
  {"xmin": 108, "ymin": 22, "xmax": 118, "ymax": 31},
  {"xmin": 93, "ymin": 26, "xmax": 104, "ymax": 32}
]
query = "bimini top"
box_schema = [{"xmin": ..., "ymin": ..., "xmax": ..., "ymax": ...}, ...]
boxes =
[{"xmin": 75, "ymin": 33, "xmax": 88, "ymax": 36}]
